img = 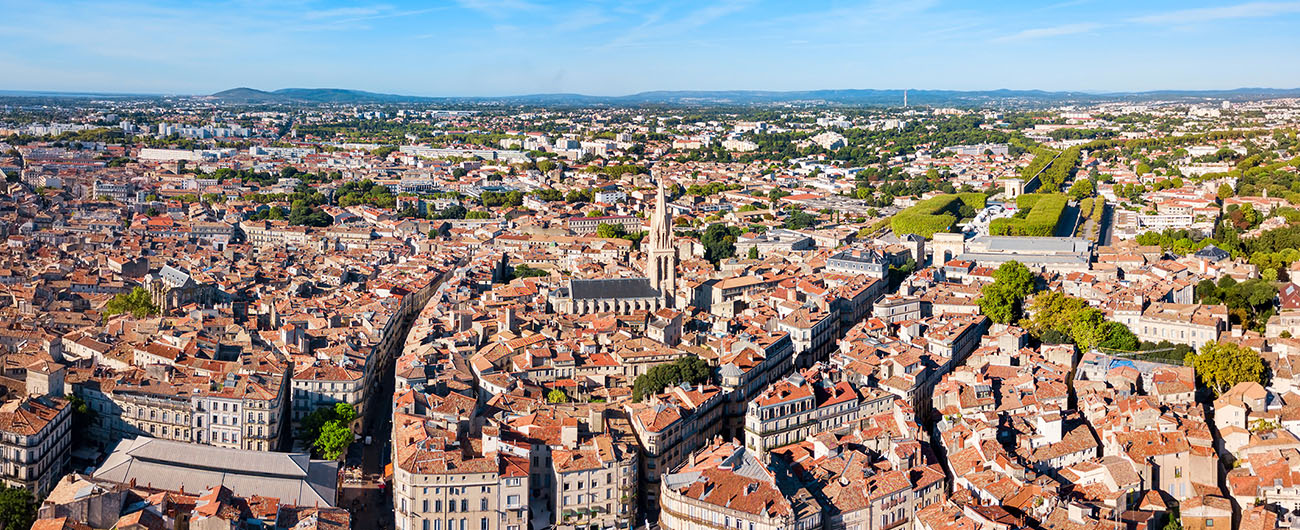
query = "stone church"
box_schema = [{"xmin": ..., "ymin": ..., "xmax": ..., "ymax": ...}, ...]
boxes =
[{"xmin": 552, "ymin": 179, "xmax": 678, "ymax": 315}]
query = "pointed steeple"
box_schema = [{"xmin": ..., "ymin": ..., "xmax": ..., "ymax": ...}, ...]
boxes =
[{"xmin": 646, "ymin": 178, "xmax": 677, "ymax": 304}]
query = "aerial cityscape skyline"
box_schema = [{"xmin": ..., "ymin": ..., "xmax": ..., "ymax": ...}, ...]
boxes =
[
  {"xmin": 3, "ymin": 0, "xmax": 1300, "ymax": 95},
  {"xmin": 6, "ymin": 3, "xmax": 1300, "ymax": 530}
]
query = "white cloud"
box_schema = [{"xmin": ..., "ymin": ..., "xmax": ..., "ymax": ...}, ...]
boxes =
[
  {"xmin": 1130, "ymin": 1, "xmax": 1300, "ymax": 25},
  {"xmin": 994, "ymin": 22, "xmax": 1102, "ymax": 42},
  {"xmin": 303, "ymin": 6, "xmax": 389, "ymax": 20}
]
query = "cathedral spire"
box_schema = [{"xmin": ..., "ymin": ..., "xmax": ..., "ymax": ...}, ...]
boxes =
[{"xmin": 646, "ymin": 178, "xmax": 677, "ymax": 304}]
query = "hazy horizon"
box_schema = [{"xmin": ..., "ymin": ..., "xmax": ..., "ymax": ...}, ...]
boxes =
[{"xmin": 2, "ymin": 0, "xmax": 1299, "ymax": 97}]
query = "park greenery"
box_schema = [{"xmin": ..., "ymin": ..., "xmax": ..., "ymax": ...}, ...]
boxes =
[
  {"xmin": 990, "ymin": 193, "xmax": 1067, "ymax": 237},
  {"xmin": 596, "ymin": 223, "xmax": 649, "ymax": 248},
  {"xmin": 632, "ymin": 356, "xmax": 711, "ymax": 401},
  {"xmin": 103, "ymin": 287, "xmax": 160, "ymax": 318},
  {"xmin": 890, "ymin": 193, "xmax": 986, "ymax": 238},
  {"xmin": 1186, "ymin": 340, "xmax": 1268, "ymax": 396},
  {"xmin": 337, "ymin": 179, "xmax": 396, "ymax": 209}
]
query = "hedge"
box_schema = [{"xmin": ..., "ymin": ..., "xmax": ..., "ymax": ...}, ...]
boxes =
[
  {"xmin": 891, "ymin": 193, "xmax": 987, "ymax": 238},
  {"xmin": 990, "ymin": 193, "xmax": 1068, "ymax": 236}
]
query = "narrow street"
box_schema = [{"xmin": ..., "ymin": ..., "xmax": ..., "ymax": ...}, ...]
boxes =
[{"xmin": 341, "ymin": 260, "xmax": 465, "ymax": 530}]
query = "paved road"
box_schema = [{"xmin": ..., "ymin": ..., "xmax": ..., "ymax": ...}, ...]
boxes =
[{"xmin": 1098, "ymin": 202, "xmax": 1115, "ymax": 246}]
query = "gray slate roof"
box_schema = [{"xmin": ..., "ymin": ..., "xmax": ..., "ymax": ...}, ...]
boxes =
[
  {"xmin": 569, "ymin": 278, "xmax": 659, "ymax": 300},
  {"xmin": 93, "ymin": 437, "xmax": 338, "ymax": 507}
]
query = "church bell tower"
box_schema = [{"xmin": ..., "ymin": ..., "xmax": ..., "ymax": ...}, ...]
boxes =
[{"xmin": 646, "ymin": 178, "xmax": 678, "ymax": 305}]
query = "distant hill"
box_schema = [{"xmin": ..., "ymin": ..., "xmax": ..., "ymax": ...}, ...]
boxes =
[
  {"xmin": 113, "ymin": 86, "xmax": 1300, "ymax": 107},
  {"xmin": 207, "ymin": 87, "xmax": 440, "ymax": 104}
]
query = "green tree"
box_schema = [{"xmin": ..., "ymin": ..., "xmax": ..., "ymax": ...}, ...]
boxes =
[
  {"xmin": 992, "ymin": 261, "xmax": 1035, "ymax": 297},
  {"xmin": 632, "ymin": 356, "xmax": 712, "ymax": 401},
  {"xmin": 1218, "ymin": 182, "xmax": 1235, "ymax": 199},
  {"xmin": 314, "ymin": 420, "xmax": 353, "ymax": 461},
  {"xmin": 546, "ymin": 389, "xmax": 569, "ymax": 403},
  {"xmin": 700, "ymin": 224, "xmax": 740, "ymax": 266},
  {"xmin": 104, "ymin": 287, "xmax": 161, "ymax": 318},
  {"xmin": 977, "ymin": 261, "xmax": 1037, "ymax": 324},
  {"xmin": 977, "ymin": 284, "xmax": 1021, "ymax": 324},
  {"xmin": 297, "ymin": 403, "xmax": 357, "ymax": 452},
  {"xmin": 0, "ymin": 486, "xmax": 35, "ymax": 530},
  {"xmin": 1186, "ymin": 340, "xmax": 1269, "ymax": 396},
  {"xmin": 1097, "ymin": 321, "xmax": 1139, "ymax": 351},
  {"xmin": 1068, "ymin": 178, "xmax": 1095, "ymax": 200},
  {"xmin": 747, "ymin": 246, "xmax": 760, "ymax": 260},
  {"xmin": 596, "ymin": 223, "xmax": 627, "ymax": 238}
]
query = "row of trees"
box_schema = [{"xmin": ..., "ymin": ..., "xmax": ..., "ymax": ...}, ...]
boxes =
[{"xmin": 1038, "ymin": 147, "xmax": 1082, "ymax": 192}]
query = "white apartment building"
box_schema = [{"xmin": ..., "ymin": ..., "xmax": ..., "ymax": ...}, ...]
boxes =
[{"xmin": 0, "ymin": 396, "xmax": 71, "ymax": 496}]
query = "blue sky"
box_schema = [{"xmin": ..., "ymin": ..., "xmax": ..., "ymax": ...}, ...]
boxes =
[{"xmin": 1, "ymin": 0, "xmax": 1298, "ymax": 96}]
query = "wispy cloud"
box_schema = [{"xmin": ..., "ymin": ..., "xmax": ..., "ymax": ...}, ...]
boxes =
[
  {"xmin": 303, "ymin": 6, "xmax": 389, "ymax": 20},
  {"xmin": 1130, "ymin": 1, "xmax": 1300, "ymax": 25},
  {"xmin": 453, "ymin": 0, "xmax": 540, "ymax": 16},
  {"xmin": 602, "ymin": 0, "xmax": 755, "ymax": 49},
  {"xmin": 994, "ymin": 22, "xmax": 1102, "ymax": 42}
]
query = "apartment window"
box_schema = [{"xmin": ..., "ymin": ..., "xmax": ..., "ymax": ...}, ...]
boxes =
[
  {"xmin": 433, "ymin": 521, "xmax": 441, "ymax": 530},
  {"xmin": 435, "ymin": 500, "xmax": 442, "ymax": 512},
  {"xmin": 1206, "ymin": 520, "xmax": 1214, "ymax": 527},
  {"xmin": 481, "ymin": 499, "xmax": 488, "ymax": 511},
  {"xmin": 460, "ymin": 500, "xmax": 467, "ymax": 512},
  {"xmin": 480, "ymin": 518, "xmax": 488, "ymax": 530},
  {"xmin": 506, "ymin": 495, "xmax": 519, "ymax": 507},
  {"xmin": 423, "ymin": 521, "xmax": 429, "ymax": 530}
]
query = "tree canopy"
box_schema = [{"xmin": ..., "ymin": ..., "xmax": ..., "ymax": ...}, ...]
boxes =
[
  {"xmin": 298, "ymin": 403, "xmax": 357, "ymax": 460},
  {"xmin": 0, "ymin": 486, "xmax": 34, "ymax": 530},
  {"xmin": 1024, "ymin": 291, "xmax": 1138, "ymax": 352},
  {"xmin": 632, "ymin": 356, "xmax": 711, "ymax": 401},
  {"xmin": 977, "ymin": 261, "xmax": 1036, "ymax": 324},
  {"xmin": 701, "ymin": 224, "xmax": 741, "ymax": 266},
  {"xmin": 104, "ymin": 287, "xmax": 160, "ymax": 318},
  {"xmin": 1186, "ymin": 340, "xmax": 1268, "ymax": 396}
]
